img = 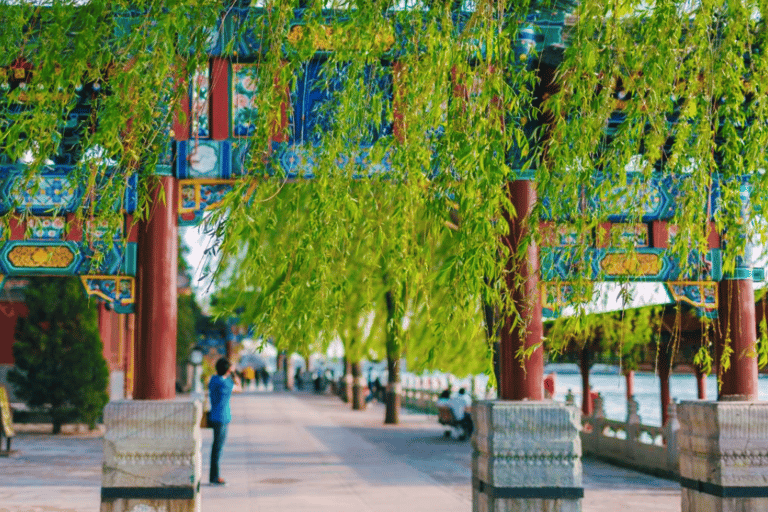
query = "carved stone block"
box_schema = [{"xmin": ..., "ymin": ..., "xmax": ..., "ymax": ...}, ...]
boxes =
[
  {"xmin": 101, "ymin": 400, "xmax": 202, "ymax": 512},
  {"xmin": 678, "ymin": 400, "xmax": 768, "ymax": 512},
  {"xmin": 473, "ymin": 400, "xmax": 582, "ymax": 512}
]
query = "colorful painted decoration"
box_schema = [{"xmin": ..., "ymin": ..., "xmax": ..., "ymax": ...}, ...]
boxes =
[
  {"xmin": 0, "ymin": 166, "xmax": 137, "ymax": 215},
  {"xmin": 0, "ymin": 240, "xmax": 136, "ymax": 277},
  {"xmin": 541, "ymin": 248, "xmax": 725, "ymax": 282},
  {"xmin": 607, "ymin": 223, "xmax": 649, "ymax": 248},
  {"xmin": 665, "ymin": 281, "xmax": 718, "ymax": 319},
  {"xmin": 175, "ymin": 141, "xmax": 232, "ymax": 179},
  {"xmin": 540, "ymin": 223, "xmax": 589, "ymax": 247},
  {"xmin": 231, "ymin": 64, "xmax": 259, "ymax": 138},
  {"xmin": 221, "ymin": 8, "xmax": 264, "ymax": 58},
  {"xmin": 191, "ymin": 65, "xmax": 210, "ymax": 139},
  {"xmin": 4, "ymin": 172, "xmax": 80, "ymax": 215},
  {"xmin": 541, "ymin": 281, "xmax": 595, "ymax": 318},
  {"xmin": 542, "ymin": 172, "xmax": 722, "ymax": 222},
  {"xmin": 277, "ymin": 144, "xmax": 317, "ymax": 179},
  {"xmin": 178, "ymin": 180, "xmax": 235, "ymax": 227},
  {"xmin": 81, "ymin": 276, "xmax": 135, "ymax": 314},
  {"xmin": 27, "ymin": 217, "xmax": 66, "ymax": 240},
  {"xmin": 1, "ymin": 242, "xmax": 81, "ymax": 274}
]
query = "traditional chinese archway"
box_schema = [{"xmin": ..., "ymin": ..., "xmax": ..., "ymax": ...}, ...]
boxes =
[{"xmin": 1, "ymin": 4, "xmax": 765, "ymax": 512}]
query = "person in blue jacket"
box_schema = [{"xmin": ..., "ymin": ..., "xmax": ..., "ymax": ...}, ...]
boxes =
[{"xmin": 208, "ymin": 357, "xmax": 241, "ymax": 486}]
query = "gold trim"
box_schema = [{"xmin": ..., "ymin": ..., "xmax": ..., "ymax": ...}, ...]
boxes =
[
  {"xmin": 541, "ymin": 281, "xmax": 594, "ymax": 310},
  {"xmin": 601, "ymin": 253, "xmax": 661, "ymax": 277},
  {"xmin": 667, "ymin": 281, "xmax": 718, "ymax": 309},
  {"xmin": 80, "ymin": 275, "xmax": 135, "ymax": 306},
  {"xmin": 178, "ymin": 179, "xmax": 236, "ymax": 214}
]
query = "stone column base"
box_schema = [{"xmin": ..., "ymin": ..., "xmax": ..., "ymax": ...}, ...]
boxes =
[
  {"xmin": 473, "ymin": 400, "xmax": 582, "ymax": 512},
  {"xmin": 679, "ymin": 401, "xmax": 768, "ymax": 512},
  {"xmin": 101, "ymin": 400, "xmax": 202, "ymax": 512}
]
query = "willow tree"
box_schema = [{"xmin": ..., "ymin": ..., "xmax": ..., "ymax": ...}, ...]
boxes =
[{"xmin": 4, "ymin": 0, "xmax": 768, "ymax": 409}]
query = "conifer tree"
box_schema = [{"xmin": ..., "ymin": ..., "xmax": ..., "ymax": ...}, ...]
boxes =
[{"xmin": 8, "ymin": 277, "xmax": 109, "ymax": 434}]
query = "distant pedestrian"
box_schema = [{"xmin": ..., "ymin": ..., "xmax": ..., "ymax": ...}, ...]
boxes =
[
  {"xmin": 295, "ymin": 367, "xmax": 303, "ymax": 390},
  {"xmin": 208, "ymin": 357, "xmax": 241, "ymax": 486}
]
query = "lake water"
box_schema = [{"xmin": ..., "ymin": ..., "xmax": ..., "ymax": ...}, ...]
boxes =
[
  {"xmin": 550, "ymin": 372, "xmax": 768, "ymax": 427},
  {"xmin": 406, "ymin": 370, "xmax": 768, "ymax": 427}
]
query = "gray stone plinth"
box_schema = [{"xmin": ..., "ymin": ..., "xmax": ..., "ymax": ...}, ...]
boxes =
[
  {"xmin": 101, "ymin": 400, "xmax": 202, "ymax": 512},
  {"xmin": 473, "ymin": 400, "xmax": 582, "ymax": 512},
  {"xmin": 678, "ymin": 401, "xmax": 768, "ymax": 512}
]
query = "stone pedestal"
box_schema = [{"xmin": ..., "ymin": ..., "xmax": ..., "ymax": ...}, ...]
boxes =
[
  {"xmin": 101, "ymin": 401, "xmax": 202, "ymax": 512},
  {"xmin": 473, "ymin": 400, "xmax": 582, "ymax": 512},
  {"xmin": 678, "ymin": 401, "xmax": 768, "ymax": 512}
]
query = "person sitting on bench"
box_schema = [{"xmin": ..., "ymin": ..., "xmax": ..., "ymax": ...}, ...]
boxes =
[
  {"xmin": 449, "ymin": 388, "xmax": 473, "ymax": 438},
  {"xmin": 437, "ymin": 388, "xmax": 473, "ymax": 439}
]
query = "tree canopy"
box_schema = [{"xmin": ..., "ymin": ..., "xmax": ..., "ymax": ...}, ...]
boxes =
[{"xmin": 2, "ymin": 0, "xmax": 767, "ymax": 375}]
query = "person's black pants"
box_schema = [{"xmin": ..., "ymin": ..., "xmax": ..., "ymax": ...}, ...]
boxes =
[
  {"xmin": 461, "ymin": 413, "xmax": 473, "ymax": 437},
  {"xmin": 209, "ymin": 421, "xmax": 229, "ymax": 482}
]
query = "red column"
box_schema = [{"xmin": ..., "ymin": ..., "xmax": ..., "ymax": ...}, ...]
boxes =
[
  {"xmin": 499, "ymin": 180, "xmax": 543, "ymax": 400},
  {"xmin": 134, "ymin": 176, "xmax": 178, "ymax": 400},
  {"xmin": 125, "ymin": 313, "xmax": 135, "ymax": 399},
  {"xmin": 625, "ymin": 370, "xmax": 635, "ymax": 401},
  {"xmin": 717, "ymin": 279, "xmax": 758, "ymax": 400},
  {"xmin": 98, "ymin": 303, "xmax": 113, "ymax": 368},
  {"xmin": 659, "ymin": 342, "xmax": 671, "ymax": 426},
  {"xmin": 210, "ymin": 57, "xmax": 229, "ymax": 141}
]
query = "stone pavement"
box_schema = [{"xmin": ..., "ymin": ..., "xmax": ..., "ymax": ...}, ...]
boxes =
[{"xmin": 0, "ymin": 391, "xmax": 680, "ymax": 511}]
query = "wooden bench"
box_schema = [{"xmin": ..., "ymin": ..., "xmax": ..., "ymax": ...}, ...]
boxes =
[{"xmin": 0, "ymin": 385, "xmax": 15, "ymax": 455}]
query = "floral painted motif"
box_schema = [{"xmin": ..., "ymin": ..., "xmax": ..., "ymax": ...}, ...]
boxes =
[
  {"xmin": 231, "ymin": 64, "xmax": 259, "ymax": 138},
  {"xmin": 191, "ymin": 66, "xmax": 210, "ymax": 139},
  {"xmin": 27, "ymin": 217, "xmax": 65, "ymax": 240},
  {"xmin": 86, "ymin": 219, "xmax": 122, "ymax": 241}
]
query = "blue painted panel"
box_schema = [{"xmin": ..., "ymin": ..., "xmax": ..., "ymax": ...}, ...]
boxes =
[
  {"xmin": 221, "ymin": 7, "xmax": 267, "ymax": 58},
  {"xmin": 176, "ymin": 140, "xmax": 232, "ymax": 179},
  {"xmin": 0, "ymin": 165, "xmax": 83, "ymax": 215},
  {"xmin": 542, "ymin": 172, "xmax": 723, "ymax": 222}
]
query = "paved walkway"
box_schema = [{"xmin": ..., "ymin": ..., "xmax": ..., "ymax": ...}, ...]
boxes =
[{"xmin": 0, "ymin": 391, "xmax": 680, "ymax": 511}]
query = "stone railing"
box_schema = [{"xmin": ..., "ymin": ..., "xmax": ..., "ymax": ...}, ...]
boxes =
[
  {"xmin": 402, "ymin": 388, "xmax": 442, "ymax": 414},
  {"xmin": 580, "ymin": 395, "xmax": 679, "ymax": 478},
  {"xmin": 401, "ymin": 375, "xmax": 496, "ymax": 415},
  {"xmin": 403, "ymin": 380, "xmax": 680, "ymax": 479}
]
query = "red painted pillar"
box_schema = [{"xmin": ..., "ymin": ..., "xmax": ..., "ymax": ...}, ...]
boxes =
[
  {"xmin": 580, "ymin": 347, "xmax": 592, "ymax": 416},
  {"xmin": 98, "ymin": 303, "xmax": 113, "ymax": 367},
  {"xmin": 134, "ymin": 176, "xmax": 178, "ymax": 400},
  {"xmin": 659, "ymin": 342, "xmax": 671, "ymax": 426},
  {"xmin": 717, "ymin": 279, "xmax": 758, "ymax": 400},
  {"xmin": 499, "ymin": 180, "xmax": 543, "ymax": 400},
  {"xmin": 125, "ymin": 313, "xmax": 136, "ymax": 399},
  {"xmin": 625, "ymin": 370, "xmax": 635, "ymax": 401}
]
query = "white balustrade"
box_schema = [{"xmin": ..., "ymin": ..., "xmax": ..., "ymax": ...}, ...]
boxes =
[{"xmin": 581, "ymin": 394, "xmax": 679, "ymax": 478}]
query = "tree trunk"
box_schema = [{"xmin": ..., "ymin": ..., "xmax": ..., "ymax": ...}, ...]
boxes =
[
  {"xmin": 285, "ymin": 354, "xmax": 294, "ymax": 391},
  {"xmin": 51, "ymin": 410, "xmax": 63, "ymax": 435},
  {"xmin": 385, "ymin": 351, "xmax": 401, "ymax": 424},
  {"xmin": 580, "ymin": 346, "xmax": 592, "ymax": 416},
  {"xmin": 343, "ymin": 359, "xmax": 352, "ymax": 403},
  {"xmin": 351, "ymin": 360, "xmax": 365, "ymax": 410},
  {"xmin": 384, "ymin": 290, "xmax": 401, "ymax": 424},
  {"xmin": 482, "ymin": 289, "xmax": 501, "ymax": 392}
]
